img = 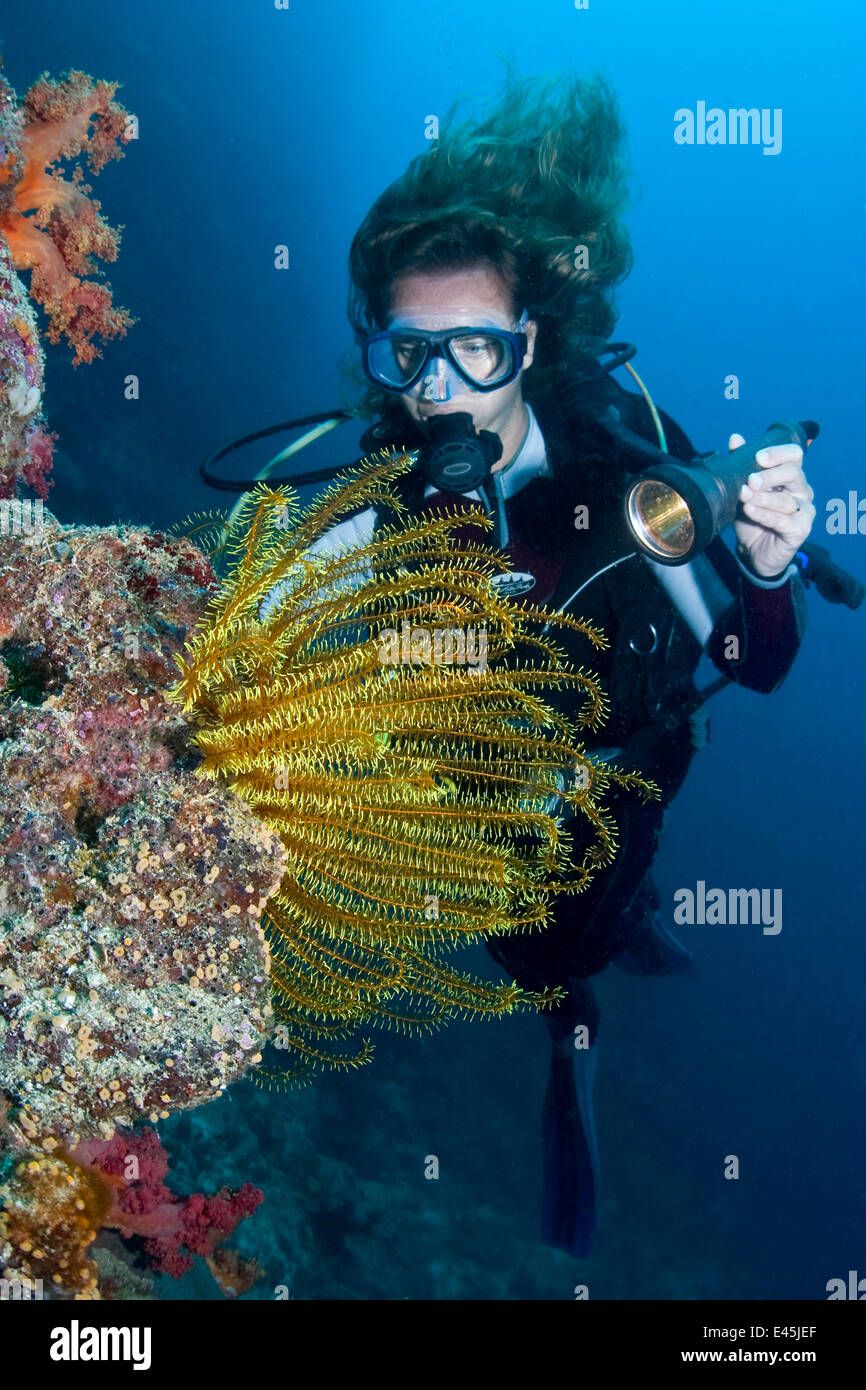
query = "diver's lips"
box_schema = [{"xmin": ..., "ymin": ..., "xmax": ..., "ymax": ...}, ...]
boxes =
[{"xmin": 419, "ymin": 408, "xmax": 472, "ymax": 420}]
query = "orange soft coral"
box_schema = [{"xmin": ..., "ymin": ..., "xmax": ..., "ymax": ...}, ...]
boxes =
[{"xmin": 0, "ymin": 67, "xmax": 134, "ymax": 365}]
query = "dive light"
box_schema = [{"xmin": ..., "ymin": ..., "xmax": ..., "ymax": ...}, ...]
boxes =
[{"xmin": 624, "ymin": 419, "xmax": 819, "ymax": 565}]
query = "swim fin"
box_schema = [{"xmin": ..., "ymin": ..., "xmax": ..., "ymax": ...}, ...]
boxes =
[
  {"xmin": 615, "ymin": 909, "xmax": 695, "ymax": 976},
  {"xmin": 614, "ymin": 876, "xmax": 696, "ymax": 977},
  {"xmin": 541, "ymin": 979, "xmax": 600, "ymax": 1258}
]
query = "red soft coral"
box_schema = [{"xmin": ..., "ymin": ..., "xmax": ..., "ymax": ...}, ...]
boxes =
[
  {"xmin": 71, "ymin": 1129, "xmax": 265, "ymax": 1295},
  {"xmin": 0, "ymin": 69, "xmax": 134, "ymax": 365}
]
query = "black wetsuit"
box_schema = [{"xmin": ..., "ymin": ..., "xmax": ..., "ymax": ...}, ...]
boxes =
[
  {"xmin": 310, "ymin": 365, "xmax": 807, "ymax": 1256},
  {"xmin": 358, "ymin": 370, "xmax": 807, "ymax": 995}
]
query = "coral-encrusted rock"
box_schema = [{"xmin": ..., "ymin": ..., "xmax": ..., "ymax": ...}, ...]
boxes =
[
  {"xmin": 0, "ymin": 239, "xmax": 51, "ymax": 499},
  {"xmin": 0, "ymin": 1147, "xmax": 110, "ymax": 1297},
  {"xmin": 0, "ymin": 513, "xmax": 286, "ymax": 1141}
]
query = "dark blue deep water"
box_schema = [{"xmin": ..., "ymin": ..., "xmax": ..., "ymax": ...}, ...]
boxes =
[{"xmin": 2, "ymin": 0, "xmax": 863, "ymax": 1304}]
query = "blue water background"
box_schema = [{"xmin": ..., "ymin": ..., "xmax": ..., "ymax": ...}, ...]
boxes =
[{"xmin": 2, "ymin": 0, "xmax": 864, "ymax": 1298}]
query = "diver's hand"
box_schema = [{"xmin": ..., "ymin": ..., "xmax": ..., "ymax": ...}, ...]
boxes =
[{"xmin": 731, "ymin": 433, "xmax": 816, "ymax": 579}]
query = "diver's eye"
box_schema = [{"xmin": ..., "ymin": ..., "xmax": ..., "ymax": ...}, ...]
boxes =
[
  {"xmin": 393, "ymin": 339, "xmax": 425, "ymax": 371},
  {"xmin": 451, "ymin": 335, "xmax": 508, "ymax": 381}
]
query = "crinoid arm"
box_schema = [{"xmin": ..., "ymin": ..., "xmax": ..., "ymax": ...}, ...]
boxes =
[{"xmin": 170, "ymin": 449, "xmax": 658, "ymax": 1080}]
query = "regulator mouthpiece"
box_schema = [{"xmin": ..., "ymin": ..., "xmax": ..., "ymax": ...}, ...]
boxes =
[{"xmin": 422, "ymin": 412, "xmax": 503, "ymax": 493}]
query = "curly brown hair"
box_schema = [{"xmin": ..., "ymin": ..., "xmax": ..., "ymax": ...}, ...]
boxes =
[{"xmin": 343, "ymin": 65, "xmax": 634, "ymax": 426}]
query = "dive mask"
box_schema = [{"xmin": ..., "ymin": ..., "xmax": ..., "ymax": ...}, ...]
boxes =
[{"xmin": 363, "ymin": 311, "xmax": 530, "ymax": 396}]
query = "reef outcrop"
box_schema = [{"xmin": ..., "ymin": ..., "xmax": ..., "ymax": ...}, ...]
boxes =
[{"xmin": 0, "ymin": 512, "xmax": 286, "ymax": 1145}]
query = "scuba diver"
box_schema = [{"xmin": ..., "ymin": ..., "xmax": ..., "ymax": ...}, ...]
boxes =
[{"xmin": 202, "ymin": 71, "xmax": 861, "ymax": 1259}]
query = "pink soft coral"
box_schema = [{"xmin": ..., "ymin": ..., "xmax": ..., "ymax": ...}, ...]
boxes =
[
  {"xmin": 72, "ymin": 1129, "xmax": 265, "ymax": 1295},
  {"xmin": 0, "ymin": 67, "xmax": 134, "ymax": 365}
]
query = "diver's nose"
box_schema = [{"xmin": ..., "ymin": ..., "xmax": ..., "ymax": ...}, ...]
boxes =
[{"xmin": 421, "ymin": 356, "xmax": 450, "ymax": 402}]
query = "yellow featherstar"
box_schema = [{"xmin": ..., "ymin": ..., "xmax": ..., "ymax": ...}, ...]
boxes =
[{"xmin": 170, "ymin": 449, "xmax": 656, "ymax": 1080}]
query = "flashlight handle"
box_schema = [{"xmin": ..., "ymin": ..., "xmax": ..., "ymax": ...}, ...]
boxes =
[
  {"xmin": 724, "ymin": 419, "xmax": 816, "ymax": 470},
  {"xmin": 753, "ymin": 419, "xmax": 817, "ymax": 454},
  {"xmin": 701, "ymin": 419, "xmax": 817, "ymax": 516}
]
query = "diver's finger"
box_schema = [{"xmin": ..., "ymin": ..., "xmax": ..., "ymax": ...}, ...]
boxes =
[
  {"xmin": 745, "ymin": 461, "xmax": 811, "ymax": 492},
  {"xmin": 739, "ymin": 486, "xmax": 811, "ymax": 514},
  {"xmin": 741, "ymin": 487, "xmax": 814, "ymax": 513},
  {"xmin": 740, "ymin": 495, "xmax": 814, "ymax": 530},
  {"xmin": 728, "ymin": 433, "xmax": 746, "ymax": 451},
  {"xmin": 754, "ymin": 444, "xmax": 803, "ymax": 470}
]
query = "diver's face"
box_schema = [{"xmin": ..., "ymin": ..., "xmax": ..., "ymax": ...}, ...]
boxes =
[{"xmin": 386, "ymin": 267, "xmax": 537, "ymax": 457}]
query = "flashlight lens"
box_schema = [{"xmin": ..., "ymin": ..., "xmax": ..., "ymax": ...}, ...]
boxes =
[{"xmin": 627, "ymin": 480, "xmax": 695, "ymax": 560}]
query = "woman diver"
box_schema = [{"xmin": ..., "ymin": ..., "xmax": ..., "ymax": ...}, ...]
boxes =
[
  {"xmin": 335, "ymin": 70, "xmax": 817, "ymax": 1258},
  {"xmin": 205, "ymin": 69, "xmax": 820, "ymax": 1259}
]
